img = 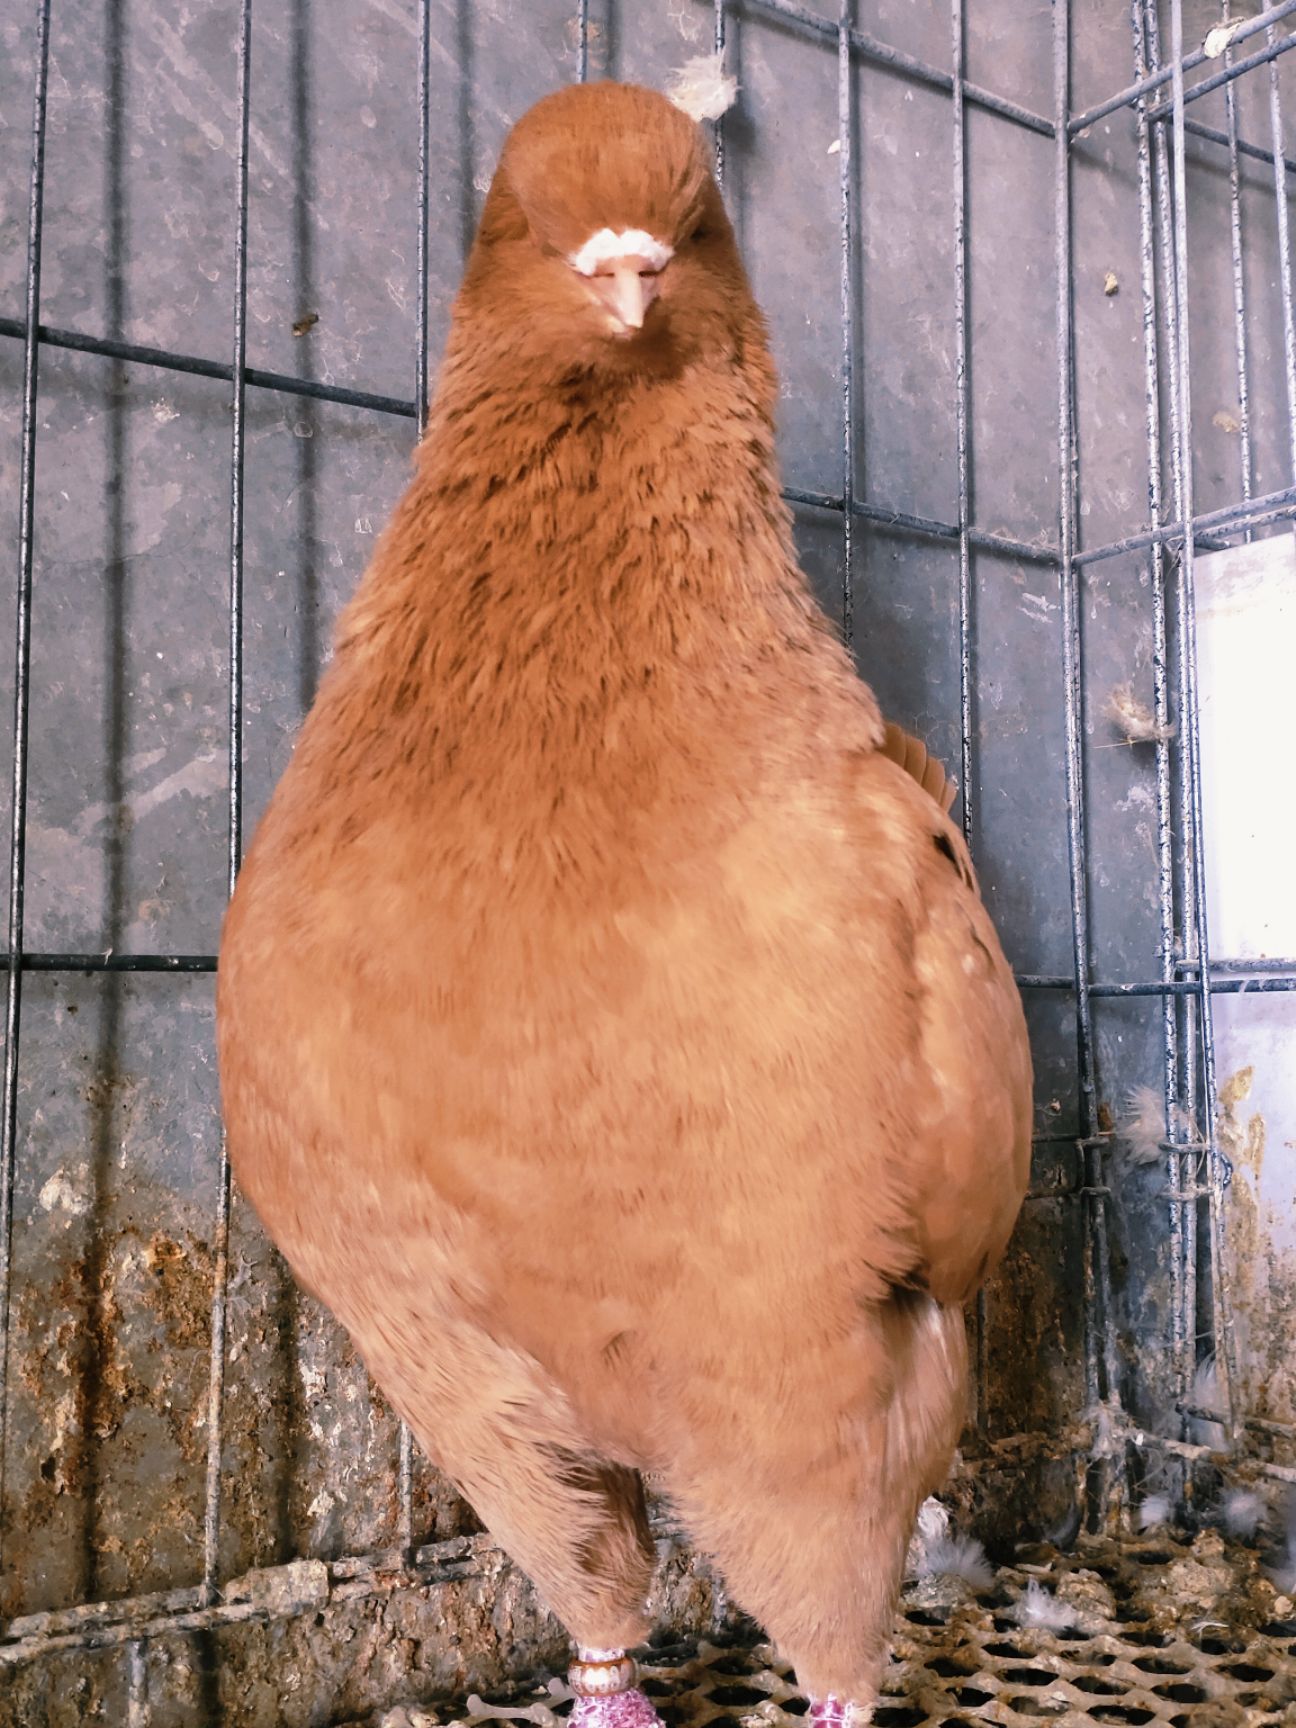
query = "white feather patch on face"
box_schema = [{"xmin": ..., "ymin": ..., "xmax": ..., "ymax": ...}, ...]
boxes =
[{"xmin": 567, "ymin": 228, "xmax": 674, "ymax": 276}]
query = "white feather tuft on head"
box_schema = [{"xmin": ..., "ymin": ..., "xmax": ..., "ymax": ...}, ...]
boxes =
[
  {"xmin": 665, "ymin": 52, "xmax": 738, "ymax": 122},
  {"xmin": 567, "ymin": 229, "xmax": 674, "ymax": 277}
]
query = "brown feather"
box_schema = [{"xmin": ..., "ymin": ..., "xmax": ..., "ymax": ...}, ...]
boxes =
[
  {"xmin": 881, "ymin": 721, "xmax": 958, "ymax": 814},
  {"xmin": 217, "ymin": 79, "xmax": 1030, "ymax": 1708}
]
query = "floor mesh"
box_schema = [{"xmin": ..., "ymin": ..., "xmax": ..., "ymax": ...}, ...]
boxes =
[{"xmin": 367, "ymin": 1533, "xmax": 1296, "ymax": 1728}]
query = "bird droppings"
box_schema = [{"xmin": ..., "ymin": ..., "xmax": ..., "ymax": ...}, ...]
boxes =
[
  {"xmin": 1105, "ymin": 686, "xmax": 1176, "ymax": 745},
  {"xmin": 292, "ymin": 310, "xmax": 320, "ymax": 336},
  {"xmin": 1103, "ymin": 271, "xmax": 1119, "ymax": 296},
  {"xmin": 223, "ymin": 1556, "xmax": 331, "ymax": 1613},
  {"xmin": 37, "ymin": 1165, "xmax": 92, "ymax": 1217},
  {"xmin": 463, "ymin": 1677, "xmax": 571, "ymax": 1725},
  {"xmin": 332, "ymin": 1534, "xmax": 1296, "ymax": 1728}
]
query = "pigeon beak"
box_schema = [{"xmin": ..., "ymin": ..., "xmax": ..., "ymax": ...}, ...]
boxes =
[{"xmin": 587, "ymin": 260, "xmax": 661, "ymax": 334}]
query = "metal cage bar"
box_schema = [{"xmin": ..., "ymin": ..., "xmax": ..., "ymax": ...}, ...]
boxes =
[
  {"xmin": 1143, "ymin": 22, "xmax": 1296, "ymax": 126},
  {"xmin": 0, "ymin": 0, "xmax": 52, "ymax": 1572},
  {"xmin": 397, "ymin": 0, "xmax": 436, "ymax": 1560},
  {"xmin": 837, "ymin": 0, "xmax": 856, "ymax": 645},
  {"xmin": 1069, "ymin": 0, "xmax": 1296, "ymax": 133},
  {"xmin": 1165, "ymin": 0, "xmax": 1240, "ymax": 1440},
  {"xmin": 949, "ymin": 0, "xmax": 989, "ymax": 1436},
  {"xmin": 713, "ymin": 0, "xmax": 727, "ymax": 187},
  {"xmin": 199, "ymin": 0, "xmax": 253, "ymax": 1611},
  {"xmin": 1128, "ymin": 0, "xmax": 1191, "ymax": 1413},
  {"xmin": 1054, "ymin": 0, "xmax": 1119, "ymax": 1431},
  {"xmin": 1266, "ymin": 19, "xmax": 1296, "ymax": 478},
  {"xmin": 1222, "ymin": 0, "xmax": 1256, "ymax": 519}
]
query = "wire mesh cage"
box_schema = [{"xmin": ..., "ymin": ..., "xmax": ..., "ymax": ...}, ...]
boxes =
[{"xmin": 0, "ymin": 0, "xmax": 1294, "ymax": 1723}]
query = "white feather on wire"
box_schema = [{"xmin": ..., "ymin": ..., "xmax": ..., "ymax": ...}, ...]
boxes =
[
  {"xmin": 665, "ymin": 53, "xmax": 738, "ymax": 122},
  {"xmin": 1189, "ymin": 1356, "xmax": 1229, "ymax": 1450},
  {"xmin": 1119, "ymin": 1085, "xmax": 1167, "ymax": 1167}
]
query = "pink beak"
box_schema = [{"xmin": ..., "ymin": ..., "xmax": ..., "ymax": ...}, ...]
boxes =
[{"xmin": 587, "ymin": 258, "xmax": 662, "ymax": 333}]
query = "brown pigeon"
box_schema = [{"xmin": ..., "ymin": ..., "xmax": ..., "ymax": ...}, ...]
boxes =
[{"xmin": 217, "ymin": 78, "xmax": 1031, "ymax": 1728}]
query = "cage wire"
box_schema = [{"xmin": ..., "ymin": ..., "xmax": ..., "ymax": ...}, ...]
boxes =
[{"xmin": 1, "ymin": 0, "xmax": 1295, "ymax": 1722}]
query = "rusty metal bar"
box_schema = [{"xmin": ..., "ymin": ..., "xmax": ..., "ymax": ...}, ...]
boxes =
[
  {"xmin": 1223, "ymin": 1, "xmax": 1256, "ymax": 520},
  {"xmin": 1070, "ymin": 0, "xmax": 1296, "ymax": 133},
  {"xmin": 0, "ymin": 0, "xmax": 53, "ymax": 1573},
  {"xmin": 1266, "ymin": 22, "xmax": 1296, "ymax": 480},
  {"xmin": 0, "ymin": 1535, "xmax": 495, "ymax": 1667},
  {"xmin": 743, "ymin": 0, "xmax": 1054, "ymax": 137},
  {"xmin": 200, "ymin": 0, "xmax": 252, "ymax": 1610},
  {"xmin": 1166, "ymin": 0, "xmax": 1241, "ymax": 1441},
  {"xmin": 837, "ymin": 0, "xmax": 855, "ymax": 645},
  {"xmin": 1144, "ymin": 22, "xmax": 1296, "ymax": 127}
]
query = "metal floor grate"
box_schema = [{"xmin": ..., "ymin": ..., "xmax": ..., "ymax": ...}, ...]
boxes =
[{"xmin": 355, "ymin": 1535, "xmax": 1296, "ymax": 1728}]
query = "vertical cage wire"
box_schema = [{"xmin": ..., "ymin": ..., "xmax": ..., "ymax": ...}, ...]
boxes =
[
  {"xmin": 1266, "ymin": 17, "xmax": 1296, "ymax": 477},
  {"xmin": 837, "ymin": 0, "xmax": 855, "ymax": 647},
  {"xmin": 948, "ymin": 0, "xmax": 988, "ymax": 1435},
  {"xmin": 1165, "ymin": 0, "xmax": 1239, "ymax": 1441},
  {"xmin": 1221, "ymin": 0, "xmax": 1256, "ymax": 518},
  {"xmin": 950, "ymin": 0, "xmax": 974, "ymax": 853},
  {"xmin": 713, "ymin": 0, "xmax": 727, "ymax": 188},
  {"xmin": 0, "ymin": 0, "xmax": 52, "ymax": 1566},
  {"xmin": 1052, "ymin": 0, "xmax": 1124, "ymax": 1446},
  {"xmin": 1141, "ymin": 0, "xmax": 1198, "ymax": 1413},
  {"xmin": 399, "ymin": 0, "xmax": 437, "ymax": 1556},
  {"xmin": 201, "ymin": 0, "xmax": 253, "ymax": 1609},
  {"xmin": 1127, "ymin": 0, "xmax": 1190, "ymax": 1415}
]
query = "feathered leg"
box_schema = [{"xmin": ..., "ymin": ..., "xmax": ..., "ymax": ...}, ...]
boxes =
[
  {"xmin": 448, "ymin": 1444, "xmax": 665, "ymax": 1728},
  {"xmin": 362, "ymin": 1319, "xmax": 664, "ymax": 1724},
  {"xmin": 664, "ymin": 1295, "xmax": 967, "ymax": 1716}
]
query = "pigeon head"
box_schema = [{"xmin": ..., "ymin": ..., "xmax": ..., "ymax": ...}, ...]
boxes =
[{"xmin": 460, "ymin": 81, "xmax": 754, "ymax": 376}]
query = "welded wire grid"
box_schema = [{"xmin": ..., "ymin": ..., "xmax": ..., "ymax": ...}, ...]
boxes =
[
  {"xmin": 396, "ymin": 1531, "xmax": 1296, "ymax": 1728},
  {"xmin": 2, "ymin": 0, "xmax": 1296, "ymax": 1716}
]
